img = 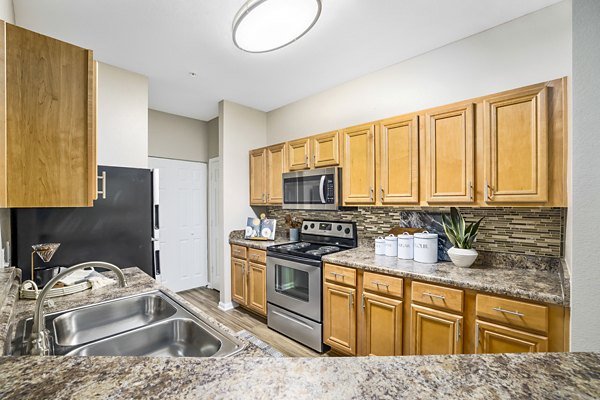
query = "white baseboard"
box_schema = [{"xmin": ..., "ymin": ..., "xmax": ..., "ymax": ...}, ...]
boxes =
[{"xmin": 218, "ymin": 301, "xmax": 236, "ymax": 311}]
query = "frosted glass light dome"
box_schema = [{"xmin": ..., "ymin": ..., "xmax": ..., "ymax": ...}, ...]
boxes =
[{"xmin": 233, "ymin": 0, "xmax": 322, "ymax": 53}]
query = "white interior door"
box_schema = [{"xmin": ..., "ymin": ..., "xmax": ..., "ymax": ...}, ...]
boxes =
[
  {"xmin": 149, "ymin": 157, "xmax": 207, "ymax": 292},
  {"xmin": 208, "ymin": 157, "xmax": 221, "ymax": 291}
]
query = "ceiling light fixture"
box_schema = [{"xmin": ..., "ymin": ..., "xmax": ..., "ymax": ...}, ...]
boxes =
[{"xmin": 232, "ymin": 0, "xmax": 322, "ymax": 53}]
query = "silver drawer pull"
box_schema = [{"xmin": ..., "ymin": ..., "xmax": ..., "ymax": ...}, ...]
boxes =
[
  {"xmin": 330, "ymin": 272, "xmax": 346, "ymax": 278},
  {"xmin": 423, "ymin": 292, "xmax": 445, "ymax": 300},
  {"xmin": 493, "ymin": 307, "xmax": 524, "ymax": 317},
  {"xmin": 372, "ymin": 281, "xmax": 389, "ymax": 288}
]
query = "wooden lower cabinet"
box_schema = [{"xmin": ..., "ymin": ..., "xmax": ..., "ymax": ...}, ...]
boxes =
[
  {"xmin": 476, "ymin": 320, "xmax": 548, "ymax": 354},
  {"xmin": 231, "ymin": 257, "xmax": 247, "ymax": 305},
  {"xmin": 247, "ymin": 262, "xmax": 267, "ymax": 315},
  {"xmin": 410, "ymin": 304, "xmax": 463, "ymax": 355},
  {"xmin": 323, "ymin": 282, "xmax": 357, "ymax": 355},
  {"xmin": 362, "ymin": 292, "xmax": 403, "ymax": 356},
  {"xmin": 230, "ymin": 246, "xmax": 267, "ymax": 317}
]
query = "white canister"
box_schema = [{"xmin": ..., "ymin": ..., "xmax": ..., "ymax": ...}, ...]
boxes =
[
  {"xmin": 375, "ymin": 237, "xmax": 386, "ymax": 255},
  {"xmin": 397, "ymin": 232, "xmax": 414, "ymax": 260},
  {"xmin": 414, "ymin": 231, "xmax": 438, "ymax": 263},
  {"xmin": 385, "ymin": 234, "xmax": 398, "ymax": 257}
]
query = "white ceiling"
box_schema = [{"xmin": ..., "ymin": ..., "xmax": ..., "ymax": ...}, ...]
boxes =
[{"xmin": 14, "ymin": 0, "xmax": 562, "ymax": 121}]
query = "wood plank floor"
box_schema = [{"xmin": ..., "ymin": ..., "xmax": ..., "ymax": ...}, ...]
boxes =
[{"xmin": 179, "ymin": 287, "xmax": 338, "ymax": 357}]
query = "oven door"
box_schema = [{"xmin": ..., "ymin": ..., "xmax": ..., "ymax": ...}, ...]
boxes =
[
  {"xmin": 267, "ymin": 255, "xmax": 322, "ymax": 322},
  {"xmin": 282, "ymin": 167, "xmax": 339, "ymax": 211}
]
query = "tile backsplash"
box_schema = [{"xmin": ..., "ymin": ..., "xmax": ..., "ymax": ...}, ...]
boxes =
[{"xmin": 266, "ymin": 207, "xmax": 566, "ymax": 259}]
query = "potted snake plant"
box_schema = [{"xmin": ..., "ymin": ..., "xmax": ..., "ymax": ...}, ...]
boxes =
[{"xmin": 442, "ymin": 207, "xmax": 484, "ymax": 268}]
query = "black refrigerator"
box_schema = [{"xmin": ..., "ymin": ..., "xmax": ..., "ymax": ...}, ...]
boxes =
[{"xmin": 11, "ymin": 166, "xmax": 160, "ymax": 284}]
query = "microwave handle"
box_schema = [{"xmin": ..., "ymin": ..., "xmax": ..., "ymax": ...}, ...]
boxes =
[{"xmin": 319, "ymin": 175, "xmax": 326, "ymax": 204}]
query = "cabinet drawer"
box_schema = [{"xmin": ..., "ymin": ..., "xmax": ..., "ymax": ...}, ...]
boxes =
[
  {"xmin": 363, "ymin": 272, "xmax": 403, "ymax": 298},
  {"xmin": 248, "ymin": 248, "xmax": 266, "ymax": 264},
  {"xmin": 231, "ymin": 245, "xmax": 247, "ymax": 260},
  {"xmin": 324, "ymin": 264, "xmax": 357, "ymax": 287},
  {"xmin": 476, "ymin": 294, "xmax": 548, "ymax": 333},
  {"xmin": 412, "ymin": 281, "xmax": 464, "ymax": 313}
]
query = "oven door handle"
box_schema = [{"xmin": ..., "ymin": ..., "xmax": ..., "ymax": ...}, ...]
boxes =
[
  {"xmin": 272, "ymin": 310, "xmax": 314, "ymax": 330},
  {"xmin": 319, "ymin": 175, "xmax": 326, "ymax": 204}
]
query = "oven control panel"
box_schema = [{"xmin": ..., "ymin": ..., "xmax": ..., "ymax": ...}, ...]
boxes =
[{"xmin": 301, "ymin": 220, "xmax": 355, "ymax": 239}]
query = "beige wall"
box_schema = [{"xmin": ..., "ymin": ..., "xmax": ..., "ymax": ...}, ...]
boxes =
[
  {"xmin": 97, "ymin": 62, "xmax": 149, "ymax": 168},
  {"xmin": 0, "ymin": 0, "xmax": 14, "ymax": 23},
  {"xmin": 148, "ymin": 109, "xmax": 209, "ymax": 162},
  {"xmin": 266, "ymin": 1, "xmax": 572, "ymax": 143},
  {"xmin": 207, "ymin": 117, "xmax": 219, "ymax": 159},
  {"xmin": 218, "ymin": 101, "xmax": 266, "ymax": 308},
  {"xmin": 571, "ymin": 0, "xmax": 600, "ymax": 352}
]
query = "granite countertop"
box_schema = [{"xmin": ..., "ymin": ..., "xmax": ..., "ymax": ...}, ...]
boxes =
[
  {"xmin": 229, "ymin": 230, "xmax": 292, "ymax": 250},
  {"xmin": 1, "ymin": 352, "xmax": 599, "ymax": 399},
  {"xmin": 323, "ymin": 246, "xmax": 568, "ymax": 306},
  {"xmin": 0, "ymin": 267, "xmax": 273, "ymax": 358}
]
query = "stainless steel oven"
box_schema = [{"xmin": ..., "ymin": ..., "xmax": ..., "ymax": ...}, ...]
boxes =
[{"xmin": 282, "ymin": 167, "xmax": 341, "ymax": 210}]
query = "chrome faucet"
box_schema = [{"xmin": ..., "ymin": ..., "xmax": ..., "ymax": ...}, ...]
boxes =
[{"xmin": 27, "ymin": 261, "xmax": 127, "ymax": 355}]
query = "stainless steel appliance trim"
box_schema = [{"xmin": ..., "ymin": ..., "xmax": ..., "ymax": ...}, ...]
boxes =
[
  {"xmin": 267, "ymin": 303, "xmax": 323, "ymax": 352},
  {"xmin": 282, "ymin": 167, "xmax": 337, "ymax": 179},
  {"xmin": 266, "ymin": 255, "xmax": 322, "ymax": 322}
]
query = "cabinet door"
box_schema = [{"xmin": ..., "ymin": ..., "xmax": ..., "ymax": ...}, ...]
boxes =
[
  {"xmin": 249, "ymin": 148, "xmax": 266, "ymax": 204},
  {"xmin": 362, "ymin": 292, "xmax": 403, "ymax": 356},
  {"xmin": 247, "ymin": 262, "xmax": 267, "ymax": 316},
  {"xmin": 287, "ymin": 138, "xmax": 311, "ymax": 170},
  {"xmin": 231, "ymin": 257, "xmax": 247, "ymax": 305},
  {"xmin": 266, "ymin": 144, "xmax": 286, "ymax": 204},
  {"xmin": 312, "ymin": 131, "xmax": 340, "ymax": 168},
  {"xmin": 342, "ymin": 123, "xmax": 376, "ymax": 205},
  {"xmin": 324, "ymin": 282, "xmax": 357, "ymax": 355},
  {"xmin": 476, "ymin": 320, "xmax": 548, "ymax": 354},
  {"xmin": 425, "ymin": 104, "xmax": 474, "ymax": 203},
  {"xmin": 379, "ymin": 116, "xmax": 419, "ymax": 204},
  {"xmin": 5, "ymin": 23, "xmax": 96, "ymax": 207},
  {"xmin": 483, "ymin": 86, "xmax": 548, "ymax": 203},
  {"xmin": 411, "ymin": 304, "xmax": 463, "ymax": 355}
]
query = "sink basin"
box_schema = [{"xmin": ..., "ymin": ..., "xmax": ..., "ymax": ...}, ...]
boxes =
[
  {"xmin": 53, "ymin": 294, "xmax": 177, "ymax": 346},
  {"xmin": 68, "ymin": 318, "xmax": 224, "ymax": 357},
  {"xmin": 9, "ymin": 290, "xmax": 244, "ymax": 358}
]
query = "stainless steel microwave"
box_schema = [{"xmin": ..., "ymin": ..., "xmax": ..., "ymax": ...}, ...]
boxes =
[{"xmin": 282, "ymin": 167, "xmax": 341, "ymax": 210}]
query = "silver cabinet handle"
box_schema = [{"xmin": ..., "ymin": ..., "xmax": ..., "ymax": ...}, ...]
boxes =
[
  {"xmin": 361, "ymin": 293, "xmax": 365, "ymax": 309},
  {"xmin": 266, "ymin": 193, "xmax": 270, "ymax": 202},
  {"xmin": 456, "ymin": 320, "xmax": 461, "ymax": 342},
  {"xmin": 97, "ymin": 171, "xmax": 107, "ymax": 199},
  {"xmin": 272, "ymin": 310, "xmax": 313, "ymax": 330},
  {"xmin": 423, "ymin": 292, "xmax": 445, "ymax": 300},
  {"xmin": 380, "ymin": 186, "xmax": 384, "ymax": 203},
  {"xmin": 369, "ymin": 186, "xmax": 374, "ymax": 201},
  {"xmin": 330, "ymin": 272, "xmax": 347, "ymax": 278},
  {"xmin": 313, "ymin": 154, "xmax": 316, "ymax": 165},
  {"xmin": 469, "ymin": 181, "xmax": 473, "ymax": 200},
  {"xmin": 372, "ymin": 281, "xmax": 389, "ymax": 288},
  {"xmin": 305, "ymin": 155, "xmax": 309, "ymax": 166},
  {"xmin": 485, "ymin": 180, "xmax": 494, "ymax": 200},
  {"xmin": 493, "ymin": 307, "xmax": 524, "ymax": 317},
  {"xmin": 349, "ymin": 292, "xmax": 354, "ymax": 308},
  {"xmin": 475, "ymin": 323, "xmax": 480, "ymax": 348}
]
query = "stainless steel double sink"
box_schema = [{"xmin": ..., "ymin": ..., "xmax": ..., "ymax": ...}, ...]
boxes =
[{"xmin": 9, "ymin": 290, "xmax": 244, "ymax": 357}]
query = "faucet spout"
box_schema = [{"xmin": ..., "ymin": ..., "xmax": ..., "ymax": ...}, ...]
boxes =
[{"xmin": 28, "ymin": 261, "xmax": 127, "ymax": 355}]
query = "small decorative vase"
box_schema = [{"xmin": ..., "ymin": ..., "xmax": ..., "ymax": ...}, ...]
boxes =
[
  {"xmin": 447, "ymin": 247, "xmax": 478, "ymax": 268},
  {"xmin": 289, "ymin": 228, "xmax": 299, "ymax": 242}
]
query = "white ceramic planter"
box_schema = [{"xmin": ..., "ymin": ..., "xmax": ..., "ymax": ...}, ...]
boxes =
[{"xmin": 447, "ymin": 247, "xmax": 478, "ymax": 268}]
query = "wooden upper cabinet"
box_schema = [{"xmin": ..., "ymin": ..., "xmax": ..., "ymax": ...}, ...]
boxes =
[
  {"xmin": 378, "ymin": 115, "xmax": 419, "ymax": 204},
  {"xmin": 1, "ymin": 22, "xmax": 97, "ymax": 207},
  {"xmin": 483, "ymin": 85, "xmax": 548, "ymax": 203},
  {"xmin": 476, "ymin": 320, "xmax": 548, "ymax": 354},
  {"xmin": 411, "ymin": 304, "xmax": 463, "ymax": 355},
  {"xmin": 249, "ymin": 148, "xmax": 266, "ymax": 205},
  {"xmin": 266, "ymin": 143, "xmax": 286, "ymax": 204},
  {"xmin": 343, "ymin": 123, "xmax": 376, "ymax": 205},
  {"xmin": 312, "ymin": 131, "xmax": 340, "ymax": 168},
  {"xmin": 425, "ymin": 104, "xmax": 474, "ymax": 204},
  {"xmin": 287, "ymin": 138, "xmax": 311, "ymax": 170}
]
